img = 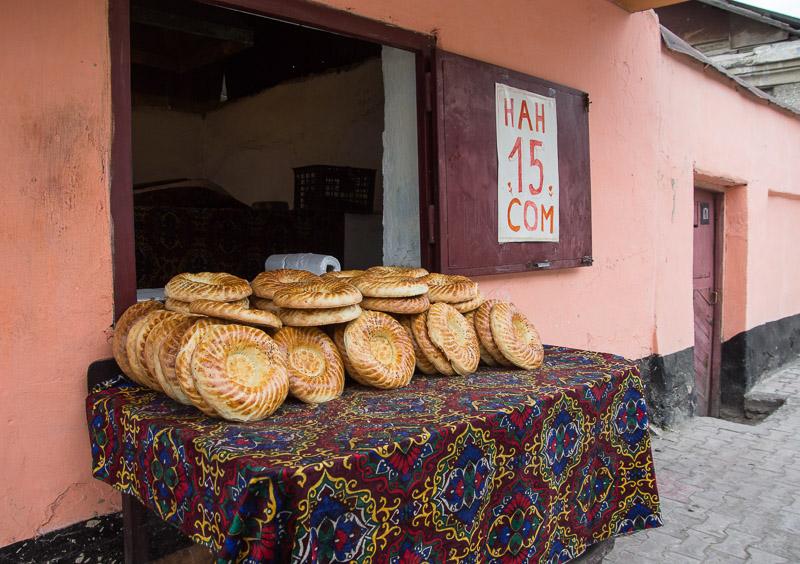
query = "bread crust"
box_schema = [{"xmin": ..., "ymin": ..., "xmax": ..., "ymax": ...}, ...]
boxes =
[
  {"xmin": 174, "ymin": 318, "xmax": 226, "ymax": 416},
  {"xmin": 189, "ymin": 299, "xmax": 282, "ymax": 328},
  {"xmin": 126, "ymin": 310, "xmax": 182, "ymax": 386},
  {"xmin": 474, "ymin": 300, "xmax": 514, "ymax": 367},
  {"xmin": 489, "ymin": 302, "xmax": 544, "ymax": 370},
  {"xmin": 112, "ymin": 300, "xmax": 164, "ymax": 379},
  {"xmin": 465, "ymin": 311, "xmax": 497, "ymax": 367},
  {"xmin": 155, "ymin": 316, "xmax": 203, "ymax": 404},
  {"xmin": 250, "ymin": 297, "xmax": 281, "ymax": 314},
  {"xmin": 191, "ymin": 324, "xmax": 289, "ymax": 421},
  {"xmin": 423, "ymin": 273, "xmax": 479, "ymax": 303},
  {"xmin": 360, "ymin": 294, "xmax": 430, "ymax": 314},
  {"xmin": 410, "ymin": 312, "xmax": 455, "ymax": 375},
  {"xmin": 351, "ymin": 273, "xmax": 428, "ymax": 298},
  {"xmin": 272, "ymin": 281, "xmax": 362, "ymax": 309},
  {"xmin": 452, "ymin": 290, "xmax": 484, "ymax": 313},
  {"xmin": 426, "ymin": 303, "xmax": 480, "ymax": 376},
  {"xmin": 251, "ymin": 269, "xmax": 321, "ymax": 299},
  {"xmin": 278, "ymin": 304, "xmax": 362, "ymax": 326},
  {"xmin": 165, "ymin": 272, "xmax": 252, "ymax": 302},
  {"xmin": 143, "ymin": 314, "xmax": 192, "ymax": 392},
  {"xmin": 332, "ymin": 323, "xmax": 361, "ymax": 382},
  {"xmin": 396, "ymin": 315, "xmax": 438, "ymax": 375},
  {"xmin": 343, "ymin": 310, "xmax": 415, "ymax": 389},
  {"xmin": 320, "ymin": 269, "xmax": 365, "ymax": 281},
  {"xmin": 273, "ymin": 326, "xmax": 344, "ymax": 404},
  {"xmin": 366, "ymin": 266, "xmax": 429, "ymax": 278}
]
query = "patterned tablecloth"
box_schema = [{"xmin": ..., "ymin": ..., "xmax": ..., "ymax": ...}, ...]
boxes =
[{"xmin": 86, "ymin": 346, "xmax": 662, "ymax": 563}]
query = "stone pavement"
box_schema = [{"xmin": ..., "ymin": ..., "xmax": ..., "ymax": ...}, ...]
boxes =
[{"xmin": 606, "ymin": 357, "xmax": 800, "ymax": 563}]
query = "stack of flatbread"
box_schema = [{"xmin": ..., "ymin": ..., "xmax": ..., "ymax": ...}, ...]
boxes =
[
  {"xmin": 111, "ymin": 266, "xmax": 545, "ymax": 421},
  {"xmin": 252, "ymin": 269, "xmax": 363, "ymax": 327}
]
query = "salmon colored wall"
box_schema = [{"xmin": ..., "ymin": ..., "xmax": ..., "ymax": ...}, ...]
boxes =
[
  {"xmin": 656, "ymin": 48, "xmax": 800, "ymax": 349},
  {"xmin": 317, "ymin": 0, "xmax": 667, "ymax": 359},
  {"xmin": 0, "ymin": 0, "xmax": 119, "ymax": 547},
  {"xmin": 3, "ymin": 0, "xmax": 799, "ymax": 547}
]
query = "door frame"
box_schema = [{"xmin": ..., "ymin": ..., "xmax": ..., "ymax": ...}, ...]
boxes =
[{"xmin": 108, "ymin": 0, "xmax": 436, "ymax": 318}]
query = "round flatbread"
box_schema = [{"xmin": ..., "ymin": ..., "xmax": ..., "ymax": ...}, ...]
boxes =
[
  {"xmin": 155, "ymin": 316, "xmax": 203, "ymax": 404},
  {"xmin": 410, "ymin": 312, "xmax": 455, "ymax": 375},
  {"xmin": 126, "ymin": 310, "xmax": 182, "ymax": 386},
  {"xmin": 143, "ymin": 314, "xmax": 192, "ymax": 392},
  {"xmin": 164, "ymin": 272, "xmax": 252, "ymax": 302},
  {"xmin": 332, "ymin": 323, "xmax": 361, "ymax": 381},
  {"xmin": 367, "ymin": 266, "xmax": 429, "ymax": 278},
  {"xmin": 279, "ymin": 304, "xmax": 363, "ymax": 327},
  {"xmin": 320, "ymin": 269, "xmax": 365, "ymax": 281},
  {"xmin": 174, "ymin": 318, "xmax": 227, "ymax": 416},
  {"xmin": 465, "ymin": 311, "xmax": 497, "ymax": 367},
  {"xmin": 272, "ymin": 281, "xmax": 362, "ymax": 309},
  {"xmin": 250, "ymin": 297, "xmax": 281, "ymax": 314},
  {"xmin": 273, "ymin": 326, "xmax": 344, "ymax": 404},
  {"xmin": 251, "ymin": 269, "xmax": 321, "ymax": 299},
  {"xmin": 423, "ymin": 273, "xmax": 479, "ymax": 304},
  {"xmin": 474, "ymin": 300, "xmax": 514, "ymax": 367},
  {"xmin": 191, "ymin": 324, "xmax": 289, "ymax": 421},
  {"xmin": 452, "ymin": 290, "xmax": 484, "ymax": 313},
  {"xmin": 343, "ymin": 310, "xmax": 415, "ymax": 389},
  {"xmin": 189, "ymin": 299, "xmax": 282, "ymax": 328},
  {"xmin": 396, "ymin": 315, "xmax": 438, "ymax": 375},
  {"xmin": 112, "ymin": 300, "xmax": 164, "ymax": 379},
  {"xmin": 360, "ymin": 294, "xmax": 430, "ymax": 315},
  {"xmin": 426, "ymin": 303, "xmax": 480, "ymax": 376},
  {"xmin": 489, "ymin": 302, "xmax": 544, "ymax": 370},
  {"xmin": 167, "ymin": 296, "xmax": 249, "ymax": 314},
  {"xmin": 350, "ymin": 273, "xmax": 428, "ymax": 298}
]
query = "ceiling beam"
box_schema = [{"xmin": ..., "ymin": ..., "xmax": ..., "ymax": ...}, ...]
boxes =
[{"xmin": 609, "ymin": 0, "xmax": 688, "ymax": 12}]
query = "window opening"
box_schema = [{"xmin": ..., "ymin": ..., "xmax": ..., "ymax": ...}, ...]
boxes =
[{"xmin": 129, "ymin": 0, "xmax": 420, "ymax": 293}]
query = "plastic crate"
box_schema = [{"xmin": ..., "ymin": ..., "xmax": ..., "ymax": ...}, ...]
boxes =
[{"xmin": 293, "ymin": 165, "xmax": 376, "ymax": 213}]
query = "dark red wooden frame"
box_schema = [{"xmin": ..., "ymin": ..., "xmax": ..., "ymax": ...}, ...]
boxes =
[
  {"xmin": 433, "ymin": 51, "xmax": 593, "ymax": 276},
  {"xmin": 109, "ymin": 0, "xmax": 437, "ymax": 319}
]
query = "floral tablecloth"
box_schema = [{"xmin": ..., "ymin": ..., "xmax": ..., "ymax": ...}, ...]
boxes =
[{"xmin": 86, "ymin": 346, "xmax": 662, "ymax": 563}]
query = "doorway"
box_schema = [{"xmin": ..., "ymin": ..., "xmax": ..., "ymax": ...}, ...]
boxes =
[{"xmin": 692, "ymin": 188, "xmax": 722, "ymax": 416}]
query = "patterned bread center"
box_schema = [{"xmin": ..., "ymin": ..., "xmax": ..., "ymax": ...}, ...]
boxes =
[
  {"xmin": 369, "ymin": 333, "xmax": 395, "ymax": 365},
  {"xmin": 290, "ymin": 347, "xmax": 325, "ymax": 379},
  {"xmin": 226, "ymin": 345, "xmax": 269, "ymax": 388},
  {"xmin": 513, "ymin": 316, "xmax": 532, "ymax": 342},
  {"xmin": 449, "ymin": 315, "xmax": 468, "ymax": 345}
]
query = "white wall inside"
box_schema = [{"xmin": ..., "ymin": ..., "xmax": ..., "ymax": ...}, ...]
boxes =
[
  {"xmin": 131, "ymin": 58, "xmax": 385, "ymax": 210},
  {"xmin": 381, "ymin": 46, "xmax": 421, "ymax": 267}
]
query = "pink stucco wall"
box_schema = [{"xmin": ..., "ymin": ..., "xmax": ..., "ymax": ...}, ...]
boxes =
[
  {"xmin": 0, "ymin": 0, "xmax": 119, "ymax": 546},
  {"xmin": 656, "ymin": 49, "xmax": 800, "ymax": 351},
  {"xmin": 2, "ymin": 0, "xmax": 798, "ymax": 547}
]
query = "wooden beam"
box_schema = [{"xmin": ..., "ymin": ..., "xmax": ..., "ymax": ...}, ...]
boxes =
[{"xmin": 609, "ymin": 0, "xmax": 688, "ymax": 12}]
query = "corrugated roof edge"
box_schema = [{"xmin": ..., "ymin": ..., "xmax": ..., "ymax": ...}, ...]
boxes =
[
  {"xmin": 698, "ymin": 0, "xmax": 800, "ymax": 34},
  {"xmin": 659, "ymin": 25, "xmax": 800, "ymax": 116}
]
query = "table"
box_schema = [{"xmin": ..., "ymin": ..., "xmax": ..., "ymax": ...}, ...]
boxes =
[{"xmin": 86, "ymin": 346, "xmax": 662, "ymax": 563}]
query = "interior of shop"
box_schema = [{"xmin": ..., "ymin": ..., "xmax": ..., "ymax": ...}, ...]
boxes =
[{"xmin": 129, "ymin": 0, "xmax": 419, "ymax": 289}]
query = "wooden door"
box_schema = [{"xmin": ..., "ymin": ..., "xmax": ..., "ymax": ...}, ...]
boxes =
[{"xmin": 693, "ymin": 189, "xmax": 718, "ymax": 416}]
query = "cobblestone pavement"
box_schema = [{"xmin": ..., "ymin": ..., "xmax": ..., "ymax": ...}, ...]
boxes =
[{"xmin": 606, "ymin": 358, "xmax": 800, "ymax": 563}]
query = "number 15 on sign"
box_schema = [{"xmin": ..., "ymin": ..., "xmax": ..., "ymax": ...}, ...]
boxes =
[{"xmin": 496, "ymin": 83, "xmax": 560, "ymax": 243}]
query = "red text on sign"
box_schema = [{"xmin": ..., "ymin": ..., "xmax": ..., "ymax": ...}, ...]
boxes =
[{"xmin": 503, "ymin": 98, "xmax": 546, "ymax": 133}]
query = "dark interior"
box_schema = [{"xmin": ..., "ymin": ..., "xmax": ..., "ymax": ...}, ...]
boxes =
[{"xmin": 130, "ymin": 0, "xmax": 382, "ymax": 288}]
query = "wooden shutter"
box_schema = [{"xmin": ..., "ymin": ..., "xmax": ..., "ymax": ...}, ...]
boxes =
[{"xmin": 433, "ymin": 50, "xmax": 592, "ymax": 276}]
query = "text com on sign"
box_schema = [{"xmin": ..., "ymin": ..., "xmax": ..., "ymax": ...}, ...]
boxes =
[{"xmin": 496, "ymin": 83, "xmax": 560, "ymax": 243}]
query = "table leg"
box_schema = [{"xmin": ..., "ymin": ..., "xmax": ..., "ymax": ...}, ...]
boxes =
[{"xmin": 122, "ymin": 492, "xmax": 149, "ymax": 564}]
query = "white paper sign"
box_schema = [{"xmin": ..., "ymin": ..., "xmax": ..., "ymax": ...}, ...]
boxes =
[{"xmin": 496, "ymin": 83, "xmax": 559, "ymax": 242}]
